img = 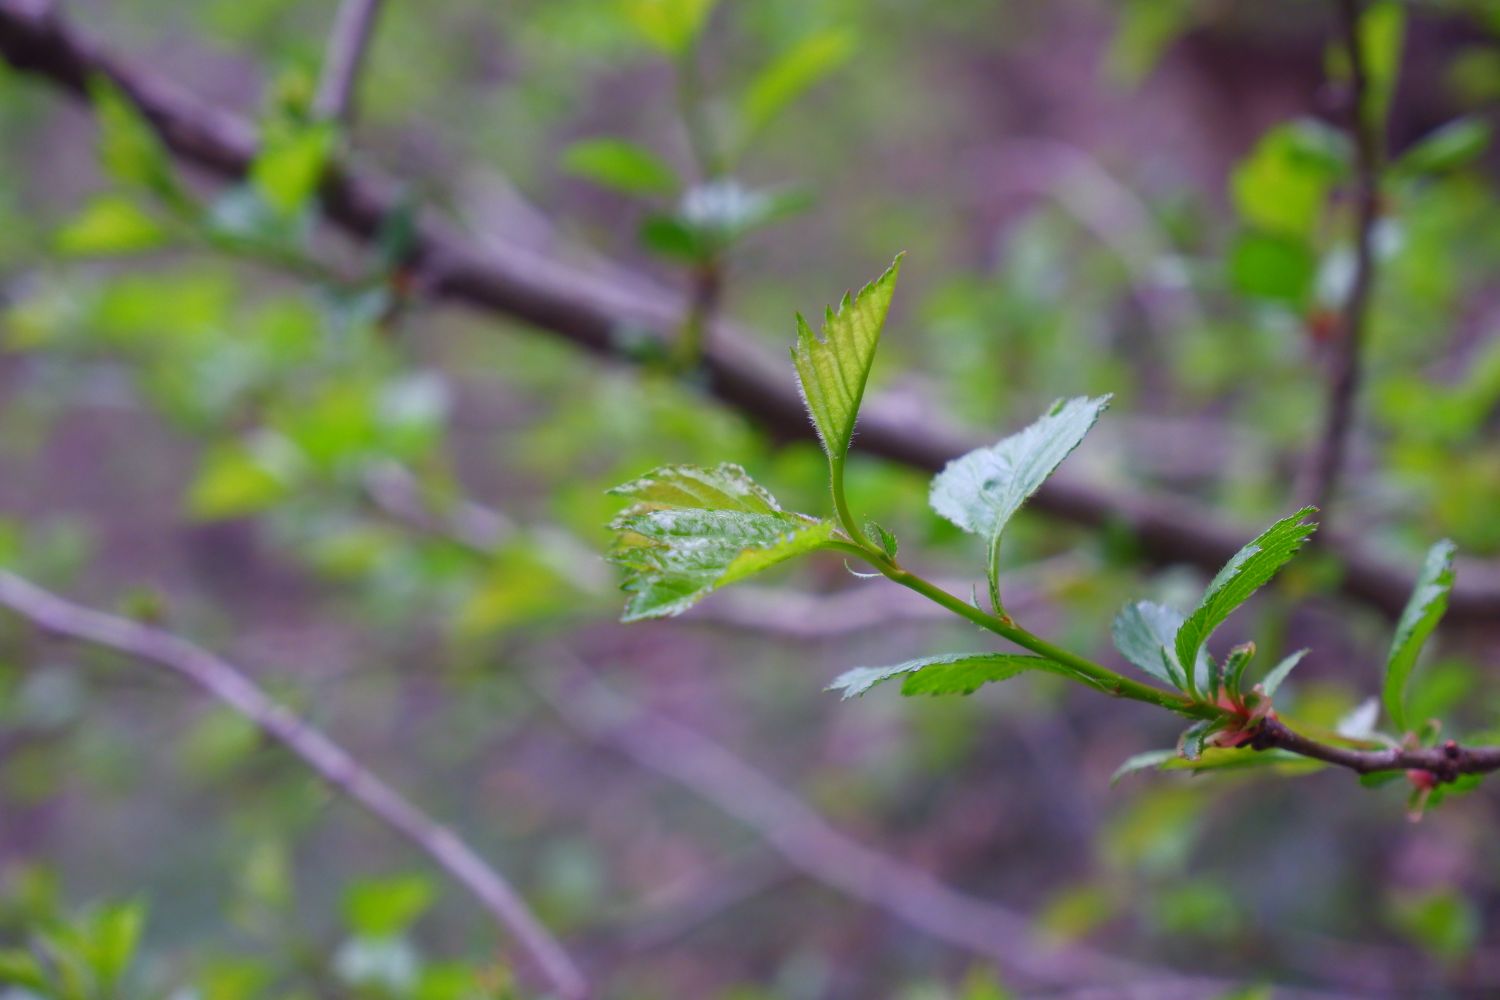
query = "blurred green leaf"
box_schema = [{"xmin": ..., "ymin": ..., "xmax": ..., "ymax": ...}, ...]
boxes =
[
  {"xmin": 54, "ymin": 195, "xmax": 169, "ymax": 256},
  {"xmin": 1228, "ymin": 231, "xmax": 1316, "ymax": 304},
  {"xmin": 619, "ymin": 0, "xmax": 716, "ymax": 55},
  {"xmin": 740, "ymin": 28, "xmax": 855, "ymax": 141},
  {"xmin": 90, "ymin": 79, "xmax": 180, "ymax": 199},
  {"xmin": 562, "ymin": 138, "xmax": 679, "ymax": 196},
  {"xmin": 187, "ymin": 440, "xmax": 297, "ymax": 520},
  {"xmin": 1394, "ymin": 117, "xmax": 1491, "ymax": 178},
  {"xmin": 345, "ymin": 874, "xmax": 436, "ymax": 938},
  {"xmin": 1383, "ymin": 539, "xmax": 1456, "ymax": 732},
  {"xmin": 251, "ymin": 121, "xmax": 335, "ymax": 216},
  {"xmin": 1388, "ymin": 888, "xmax": 1479, "ymax": 963},
  {"xmin": 1107, "ymin": 0, "xmax": 1193, "ymax": 84},
  {"xmin": 1231, "ymin": 122, "xmax": 1347, "ymax": 239}
]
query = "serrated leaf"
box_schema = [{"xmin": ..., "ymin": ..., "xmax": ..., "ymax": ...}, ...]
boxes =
[
  {"xmin": 863, "ymin": 519, "xmax": 898, "ymax": 559},
  {"xmin": 1111, "ymin": 600, "xmax": 1194, "ymax": 690},
  {"xmin": 562, "ymin": 138, "xmax": 679, "ymax": 196},
  {"xmin": 1221, "ymin": 643, "xmax": 1256, "ymax": 700},
  {"xmin": 1177, "ymin": 719, "xmax": 1215, "ymax": 762},
  {"xmin": 931, "ymin": 396, "xmax": 1110, "ymax": 605},
  {"xmin": 608, "ymin": 463, "xmax": 834, "ymax": 621},
  {"xmin": 1383, "ymin": 539, "xmax": 1457, "ymax": 732},
  {"xmin": 1110, "ymin": 749, "xmax": 1175, "ymax": 786},
  {"xmin": 740, "ymin": 28, "xmax": 855, "ymax": 141},
  {"xmin": 1174, "ymin": 508, "xmax": 1317, "ymax": 693},
  {"xmin": 1259, "ymin": 648, "xmax": 1309, "ymax": 699},
  {"xmin": 827, "ymin": 652, "xmax": 1063, "ymax": 700},
  {"xmin": 792, "ymin": 257, "xmax": 902, "ymax": 464}
]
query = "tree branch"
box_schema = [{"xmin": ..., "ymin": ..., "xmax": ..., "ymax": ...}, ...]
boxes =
[
  {"xmin": 314, "ymin": 0, "xmax": 385, "ymax": 124},
  {"xmin": 1253, "ymin": 716, "xmax": 1500, "ymax": 777},
  {"xmin": 1299, "ymin": 0, "xmax": 1384, "ymax": 524},
  {"xmin": 0, "ymin": 570, "xmax": 589, "ymax": 1000},
  {"xmin": 2, "ymin": 0, "xmax": 1498, "ymax": 622}
]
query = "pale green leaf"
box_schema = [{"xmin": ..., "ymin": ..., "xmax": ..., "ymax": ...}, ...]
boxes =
[
  {"xmin": 1383, "ymin": 539, "xmax": 1457, "ymax": 732},
  {"xmin": 608, "ymin": 463, "xmax": 835, "ymax": 621},
  {"xmin": 562, "ymin": 138, "xmax": 679, "ymax": 196},
  {"xmin": 1394, "ymin": 118, "xmax": 1491, "ymax": 177},
  {"xmin": 1111, "ymin": 600, "xmax": 1193, "ymax": 690},
  {"xmin": 90, "ymin": 79, "xmax": 179, "ymax": 198},
  {"xmin": 827, "ymin": 652, "xmax": 1063, "ymax": 700},
  {"xmin": 1259, "ymin": 648, "xmax": 1309, "ymax": 699},
  {"xmin": 620, "ymin": 0, "xmax": 716, "ymax": 54},
  {"xmin": 252, "ymin": 122, "xmax": 336, "ymax": 215},
  {"xmin": 740, "ymin": 28, "xmax": 855, "ymax": 141},
  {"xmin": 930, "ymin": 396, "xmax": 1109, "ymax": 603},
  {"xmin": 187, "ymin": 444, "xmax": 293, "ymax": 520},
  {"xmin": 54, "ymin": 195, "xmax": 168, "ymax": 256},
  {"xmin": 1174, "ymin": 508, "xmax": 1317, "ymax": 692},
  {"xmin": 345, "ymin": 875, "xmax": 435, "ymax": 938},
  {"xmin": 1110, "ymin": 749, "xmax": 1175, "ymax": 786},
  {"xmin": 791, "ymin": 256, "xmax": 902, "ymax": 462},
  {"xmin": 1231, "ymin": 122, "xmax": 1347, "ymax": 239}
]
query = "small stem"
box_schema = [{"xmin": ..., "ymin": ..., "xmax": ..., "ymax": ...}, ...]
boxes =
[
  {"xmin": 825, "ymin": 541, "xmax": 1204, "ymax": 717},
  {"xmin": 829, "ymin": 456, "xmax": 862, "ymax": 543}
]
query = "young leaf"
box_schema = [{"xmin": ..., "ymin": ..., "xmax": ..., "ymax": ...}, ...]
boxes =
[
  {"xmin": 1111, "ymin": 600, "xmax": 1192, "ymax": 690},
  {"xmin": 1177, "ymin": 719, "xmax": 1216, "ymax": 762},
  {"xmin": 608, "ymin": 463, "xmax": 835, "ymax": 621},
  {"xmin": 620, "ymin": 0, "xmax": 717, "ymax": 55},
  {"xmin": 863, "ymin": 520, "xmax": 898, "ymax": 559},
  {"xmin": 54, "ymin": 195, "xmax": 168, "ymax": 256},
  {"xmin": 1110, "ymin": 749, "xmax": 1176, "ymax": 786},
  {"xmin": 1259, "ymin": 648, "xmax": 1309, "ymax": 699},
  {"xmin": 828, "ymin": 652, "xmax": 1062, "ymax": 700},
  {"xmin": 1173, "ymin": 508, "xmax": 1317, "ymax": 693},
  {"xmin": 932, "ymin": 396, "xmax": 1110, "ymax": 606},
  {"xmin": 90, "ymin": 79, "xmax": 179, "ymax": 199},
  {"xmin": 251, "ymin": 121, "xmax": 336, "ymax": 216},
  {"xmin": 791, "ymin": 256, "xmax": 902, "ymax": 463},
  {"xmin": 1221, "ymin": 642, "xmax": 1255, "ymax": 700},
  {"xmin": 1337, "ymin": 697, "xmax": 1381, "ymax": 741},
  {"xmin": 562, "ymin": 138, "xmax": 679, "ymax": 197},
  {"xmin": 739, "ymin": 28, "xmax": 856, "ymax": 142},
  {"xmin": 1383, "ymin": 539, "xmax": 1457, "ymax": 732},
  {"xmin": 1393, "ymin": 118, "xmax": 1491, "ymax": 177}
]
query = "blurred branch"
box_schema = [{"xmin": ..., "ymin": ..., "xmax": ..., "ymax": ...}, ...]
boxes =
[
  {"xmin": 0, "ymin": 570, "xmax": 589, "ymax": 1000},
  {"xmin": 314, "ymin": 0, "xmax": 385, "ymax": 124},
  {"xmin": 2, "ymin": 0, "xmax": 1499, "ymax": 623},
  {"xmin": 1298, "ymin": 0, "xmax": 1384, "ymax": 524},
  {"xmin": 534, "ymin": 654, "xmax": 1214, "ymax": 994}
]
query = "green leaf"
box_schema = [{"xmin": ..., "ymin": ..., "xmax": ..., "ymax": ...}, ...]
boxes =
[
  {"xmin": 1107, "ymin": 0, "xmax": 1194, "ymax": 85},
  {"xmin": 1111, "ymin": 600, "xmax": 1192, "ymax": 690},
  {"xmin": 1383, "ymin": 539, "xmax": 1457, "ymax": 732},
  {"xmin": 1228, "ymin": 231, "xmax": 1315, "ymax": 304},
  {"xmin": 1394, "ymin": 118, "xmax": 1492, "ymax": 177},
  {"xmin": 345, "ymin": 875, "xmax": 435, "ymax": 938},
  {"xmin": 791, "ymin": 256, "xmax": 902, "ymax": 463},
  {"xmin": 1110, "ymin": 749, "xmax": 1175, "ymax": 786},
  {"xmin": 740, "ymin": 28, "xmax": 856, "ymax": 141},
  {"xmin": 1220, "ymin": 643, "xmax": 1255, "ymax": 700},
  {"xmin": 90, "ymin": 79, "xmax": 179, "ymax": 198},
  {"xmin": 620, "ymin": 0, "xmax": 716, "ymax": 55},
  {"xmin": 0, "ymin": 948, "xmax": 49, "ymax": 991},
  {"xmin": 251, "ymin": 121, "xmax": 336, "ymax": 216},
  {"xmin": 930, "ymin": 396, "xmax": 1110, "ymax": 605},
  {"xmin": 1174, "ymin": 508, "xmax": 1317, "ymax": 693},
  {"xmin": 54, "ymin": 195, "xmax": 168, "ymax": 256},
  {"xmin": 639, "ymin": 213, "xmax": 708, "ymax": 262},
  {"xmin": 1177, "ymin": 719, "xmax": 1215, "ymax": 762},
  {"xmin": 186, "ymin": 440, "xmax": 298, "ymax": 520},
  {"xmin": 863, "ymin": 519, "xmax": 898, "ymax": 559},
  {"xmin": 1357, "ymin": 1, "xmax": 1405, "ymax": 127},
  {"xmin": 1231, "ymin": 122, "xmax": 1347, "ymax": 239},
  {"xmin": 608, "ymin": 463, "xmax": 835, "ymax": 621},
  {"xmin": 84, "ymin": 902, "xmax": 145, "ymax": 988},
  {"xmin": 562, "ymin": 138, "xmax": 679, "ymax": 196},
  {"xmin": 1259, "ymin": 648, "xmax": 1309, "ymax": 699},
  {"xmin": 827, "ymin": 652, "xmax": 1064, "ymax": 699}
]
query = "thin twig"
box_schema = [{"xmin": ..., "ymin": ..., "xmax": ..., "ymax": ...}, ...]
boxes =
[
  {"xmin": 1300, "ymin": 0, "xmax": 1384, "ymax": 523},
  {"xmin": 0, "ymin": 570, "xmax": 588, "ymax": 1000},
  {"xmin": 1, "ymin": 2, "xmax": 1495, "ymax": 621},
  {"xmin": 313, "ymin": 0, "xmax": 385, "ymax": 124}
]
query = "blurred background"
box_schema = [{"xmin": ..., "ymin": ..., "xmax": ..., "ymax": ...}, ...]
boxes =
[{"xmin": 2, "ymin": 0, "xmax": 1500, "ymax": 997}]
